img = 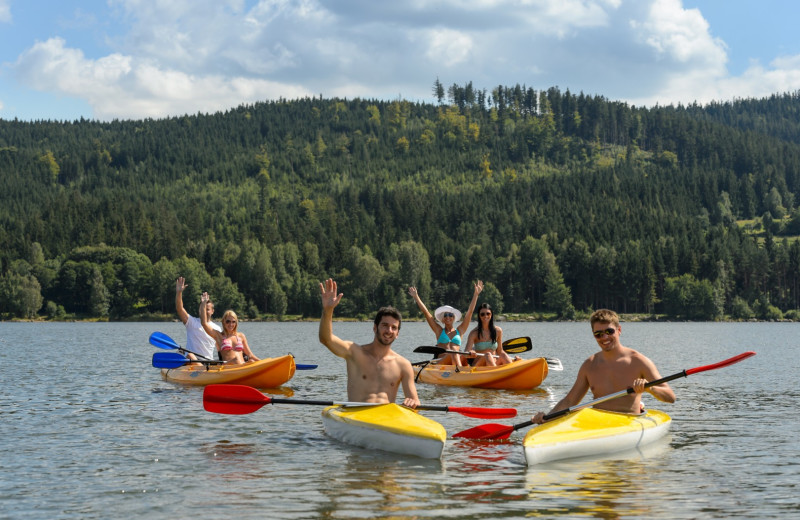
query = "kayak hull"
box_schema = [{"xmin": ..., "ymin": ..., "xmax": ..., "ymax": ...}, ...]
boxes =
[
  {"xmin": 161, "ymin": 355, "xmax": 296, "ymax": 388},
  {"xmin": 413, "ymin": 357, "xmax": 548, "ymax": 390},
  {"xmin": 523, "ymin": 408, "xmax": 671, "ymax": 465},
  {"xmin": 322, "ymin": 403, "xmax": 447, "ymax": 459}
]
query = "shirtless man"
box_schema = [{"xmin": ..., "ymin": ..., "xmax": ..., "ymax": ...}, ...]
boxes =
[
  {"xmin": 531, "ymin": 309, "xmax": 675, "ymax": 423},
  {"xmin": 318, "ymin": 278, "xmax": 420, "ymax": 408}
]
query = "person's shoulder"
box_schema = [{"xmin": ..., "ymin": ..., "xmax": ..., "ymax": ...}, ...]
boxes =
[
  {"xmin": 583, "ymin": 352, "xmax": 602, "ymax": 367},
  {"xmin": 627, "ymin": 347, "xmax": 654, "ymax": 364},
  {"xmin": 390, "ymin": 349, "xmax": 413, "ymax": 366},
  {"xmin": 621, "ymin": 345, "xmax": 644, "ymax": 357}
]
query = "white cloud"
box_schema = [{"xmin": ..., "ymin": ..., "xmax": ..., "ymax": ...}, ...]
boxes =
[
  {"xmin": 632, "ymin": 0, "xmax": 726, "ymax": 67},
  {"xmin": 0, "ymin": 0, "xmax": 10, "ymax": 23},
  {"xmin": 13, "ymin": 37, "xmax": 312, "ymax": 120},
  {"xmin": 10, "ymin": 0, "xmax": 800, "ymax": 119},
  {"xmin": 420, "ymin": 28, "xmax": 474, "ymax": 66}
]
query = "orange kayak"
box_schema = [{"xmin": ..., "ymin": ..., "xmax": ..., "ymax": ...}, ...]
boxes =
[
  {"xmin": 413, "ymin": 357, "xmax": 548, "ymax": 390},
  {"xmin": 161, "ymin": 355, "xmax": 296, "ymax": 388}
]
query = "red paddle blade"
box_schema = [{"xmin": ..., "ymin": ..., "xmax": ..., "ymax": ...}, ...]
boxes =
[
  {"xmin": 685, "ymin": 351, "xmax": 756, "ymax": 376},
  {"xmin": 448, "ymin": 407, "xmax": 517, "ymax": 419},
  {"xmin": 452, "ymin": 423, "xmax": 515, "ymax": 440},
  {"xmin": 203, "ymin": 384, "xmax": 272, "ymax": 414}
]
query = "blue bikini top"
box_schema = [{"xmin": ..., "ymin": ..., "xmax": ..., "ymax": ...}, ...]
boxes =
[{"xmin": 437, "ymin": 329, "xmax": 461, "ymax": 346}]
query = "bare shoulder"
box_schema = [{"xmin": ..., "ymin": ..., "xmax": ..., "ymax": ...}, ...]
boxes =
[
  {"xmin": 392, "ymin": 350, "xmax": 413, "ymax": 367},
  {"xmin": 626, "ymin": 347, "xmax": 653, "ymax": 364}
]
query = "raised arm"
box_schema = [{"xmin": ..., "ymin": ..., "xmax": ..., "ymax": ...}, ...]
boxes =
[
  {"xmin": 175, "ymin": 277, "xmax": 190, "ymax": 324},
  {"xmin": 457, "ymin": 280, "xmax": 484, "ymax": 335},
  {"xmin": 199, "ymin": 292, "xmax": 221, "ymax": 343},
  {"xmin": 408, "ymin": 286, "xmax": 439, "ymax": 333},
  {"xmin": 319, "ymin": 279, "xmax": 356, "ymax": 359}
]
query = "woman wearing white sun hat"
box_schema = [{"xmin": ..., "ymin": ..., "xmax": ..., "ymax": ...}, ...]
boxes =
[{"xmin": 408, "ymin": 281, "xmax": 483, "ymax": 368}]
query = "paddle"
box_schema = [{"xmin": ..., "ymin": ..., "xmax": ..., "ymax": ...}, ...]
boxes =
[
  {"xmin": 149, "ymin": 331, "xmax": 215, "ymax": 361},
  {"xmin": 149, "ymin": 331, "xmax": 318, "ymax": 369},
  {"xmin": 202, "ymin": 384, "xmax": 518, "ymax": 418},
  {"xmin": 152, "ymin": 352, "xmax": 227, "ymax": 368},
  {"xmin": 453, "ymin": 350, "xmax": 756, "ymax": 440},
  {"xmin": 502, "ymin": 336, "xmax": 534, "ymax": 353},
  {"xmin": 413, "ymin": 336, "xmax": 563, "ymax": 370},
  {"xmin": 153, "ymin": 351, "xmax": 318, "ymax": 370},
  {"xmin": 502, "ymin": 337, "xmax": 563, "ymax": 370}
]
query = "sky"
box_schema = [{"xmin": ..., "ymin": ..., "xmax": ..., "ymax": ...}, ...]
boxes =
[{"xmin": 1, "ymin": 0, "xmax": 800, "ymax": 122}]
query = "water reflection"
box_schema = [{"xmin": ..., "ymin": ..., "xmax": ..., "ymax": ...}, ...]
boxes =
[
  {"xmin": 315, "ymin": 453, "xmax": 443, "ymax": 518},
  {"xmin": 524, "ymin": 436, "xmax": 671, "ymax": 519}
]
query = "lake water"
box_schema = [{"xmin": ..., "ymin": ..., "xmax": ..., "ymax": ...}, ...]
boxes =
[{"xmin": 1, "ymin": 320, "xmax": 797, "ymax": 519}]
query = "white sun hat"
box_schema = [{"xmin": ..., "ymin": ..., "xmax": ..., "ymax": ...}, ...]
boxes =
[{"xmin": 434, "ymin": 305, "xmax": 462, "ymax": 323}]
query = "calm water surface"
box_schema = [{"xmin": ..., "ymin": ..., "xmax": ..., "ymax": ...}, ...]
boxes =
[{"xmin": 1, "ymin": 321, "xmax": 797, "ymax": 519}]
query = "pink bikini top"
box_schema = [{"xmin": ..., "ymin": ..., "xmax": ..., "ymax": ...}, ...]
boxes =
[{"xmin": 221, "ymin": 336, "xmax": 243, "ymax": 352}]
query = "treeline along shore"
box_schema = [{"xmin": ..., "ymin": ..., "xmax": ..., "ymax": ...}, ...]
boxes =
[{"xmin": 3, "ymin": 82, "xmax": 800, "ymax": 322}]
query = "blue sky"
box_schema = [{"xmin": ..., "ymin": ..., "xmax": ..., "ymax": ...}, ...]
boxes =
[{"xmin": 2, "ymin": 0, "xmax": 800, "ymax": 121}]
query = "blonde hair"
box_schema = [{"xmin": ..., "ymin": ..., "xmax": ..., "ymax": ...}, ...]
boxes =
[
  {"xmin": 222, "ymin": 310, "xmax": 239, "ymax": 334},
  {"xmin": 590, "ymin": 309, "xmax": 619, "ymax": 328}
]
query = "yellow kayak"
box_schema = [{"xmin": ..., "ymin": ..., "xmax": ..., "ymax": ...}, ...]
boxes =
[
  {"xmin": 161, "ymin": 355, "xmax": 296, "ymax": 388},
  {"xmin": 322, "ymin": 403, "xmax": 447, "ymax": 459},
  {"xmin": 523, "ymin": 407, "xmax": 671, "ymax": 465},
  {"xmin": 413, "ymin": 357, "xmax": 548, "ymax": 390}
]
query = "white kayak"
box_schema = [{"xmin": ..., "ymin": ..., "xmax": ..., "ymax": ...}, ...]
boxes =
[
  {"xmin": 322, "ymin": 403, "xmax": 447, "ymax": 459},
  {"xmin": 523, "ymin": 407, "xmax": 671, "ymax": 465}
]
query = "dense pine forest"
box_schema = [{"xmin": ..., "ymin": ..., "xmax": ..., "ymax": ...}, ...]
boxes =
[{"xmin": 3, "ymin": 82, "xmax": 800, "ymax": 322}]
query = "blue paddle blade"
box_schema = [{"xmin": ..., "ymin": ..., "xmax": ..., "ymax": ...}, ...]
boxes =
[
  {"xmin": 152, "ymin": 352, "xmax": 190, "ymax": 368},
  {"xmin": 295, "ymin": 364, "xmax": 318, "ymax": 370},
  {"xmin": 149, "ymin": 331, "xmax": 181, "ymax": 350}
]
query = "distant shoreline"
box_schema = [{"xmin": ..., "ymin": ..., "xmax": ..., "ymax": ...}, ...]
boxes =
[{"xmin": 2, "ymin": 314, "xmax": 793, "ymax": 323}]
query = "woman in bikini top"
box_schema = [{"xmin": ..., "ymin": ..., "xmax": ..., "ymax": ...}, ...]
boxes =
[
  {"xmin": 408, "ymin": 281, "xmax": 483, "ymax": 368},
  {"xmin": 199, "ymin": 295, "xmax": 261, "ymax": 365},
  {"xmin": 465, "ymin": 303, "xmax": 515, "ymax": 367}
]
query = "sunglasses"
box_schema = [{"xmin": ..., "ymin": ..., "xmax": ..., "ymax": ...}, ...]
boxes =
[
  {"xmin": 592, "ymin": 327, "xmax": 616, "ymax": 338},
  {"xmin": 225, "ymin": 319, "xmax": 237, "ymax": 324},
  {"xmin": 479, "ymin": 312, "xmax": 492, "ymax": 317},
  {"xmin": 442, "ymin": 312, "xmax": 455, "ymax": 318}
]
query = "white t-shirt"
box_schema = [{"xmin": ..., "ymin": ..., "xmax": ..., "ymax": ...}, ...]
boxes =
[{"xmin": 185, "ymin": 315, "xmax": 222, "ymax": 359}]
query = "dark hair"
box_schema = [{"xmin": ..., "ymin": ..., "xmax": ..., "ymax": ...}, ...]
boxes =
[
  {"xmin": 478, "ymin": 303, "xmax": 496, "ymax": 344},
  {"xmin": 374, "ymin": 306, "xmax": 402, "ymax": 330}
]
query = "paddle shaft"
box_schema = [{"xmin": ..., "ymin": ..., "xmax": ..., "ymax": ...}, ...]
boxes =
[
  {"xmin": 453, "ymin": 350, "xmax": 756, "ymax": 439},
  {"xmin": 203, "ymin": 384, "xmax": 516, "ymax": 417},
  {"xmin": 151, "ymin": 331, "xmax": 315, "ymax": 368},
  {"xmin": 266, "ymin": 399, "xmax": 493, "ymax": 415},
  {"xmin": 542, "ymin": 350, "xmax": 757, "ymax": 421},
  {"xmin": 152, "ymin": 352, "xmax": 226, "ymax": 368},
  {"xmin": 507, "ymin": 369, "xmax": 689, "ymax": 434},
  {"xmin": 149, "ymin": 331, "xmax": 215, "ymax": 361}
]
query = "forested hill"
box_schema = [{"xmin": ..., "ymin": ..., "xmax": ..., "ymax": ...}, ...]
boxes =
[{"xmin": 3, "ymin": 83, "xmax": 800, "ymax": 322}]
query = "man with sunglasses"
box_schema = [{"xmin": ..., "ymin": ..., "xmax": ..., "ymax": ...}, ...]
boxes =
[
  {"xmin": 531, "ymin": 309, "xmax": 675, "ymax": 423},
  {"xmin": 319, "ymin": 278, "xmax": 420, "ymax": 408}
]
